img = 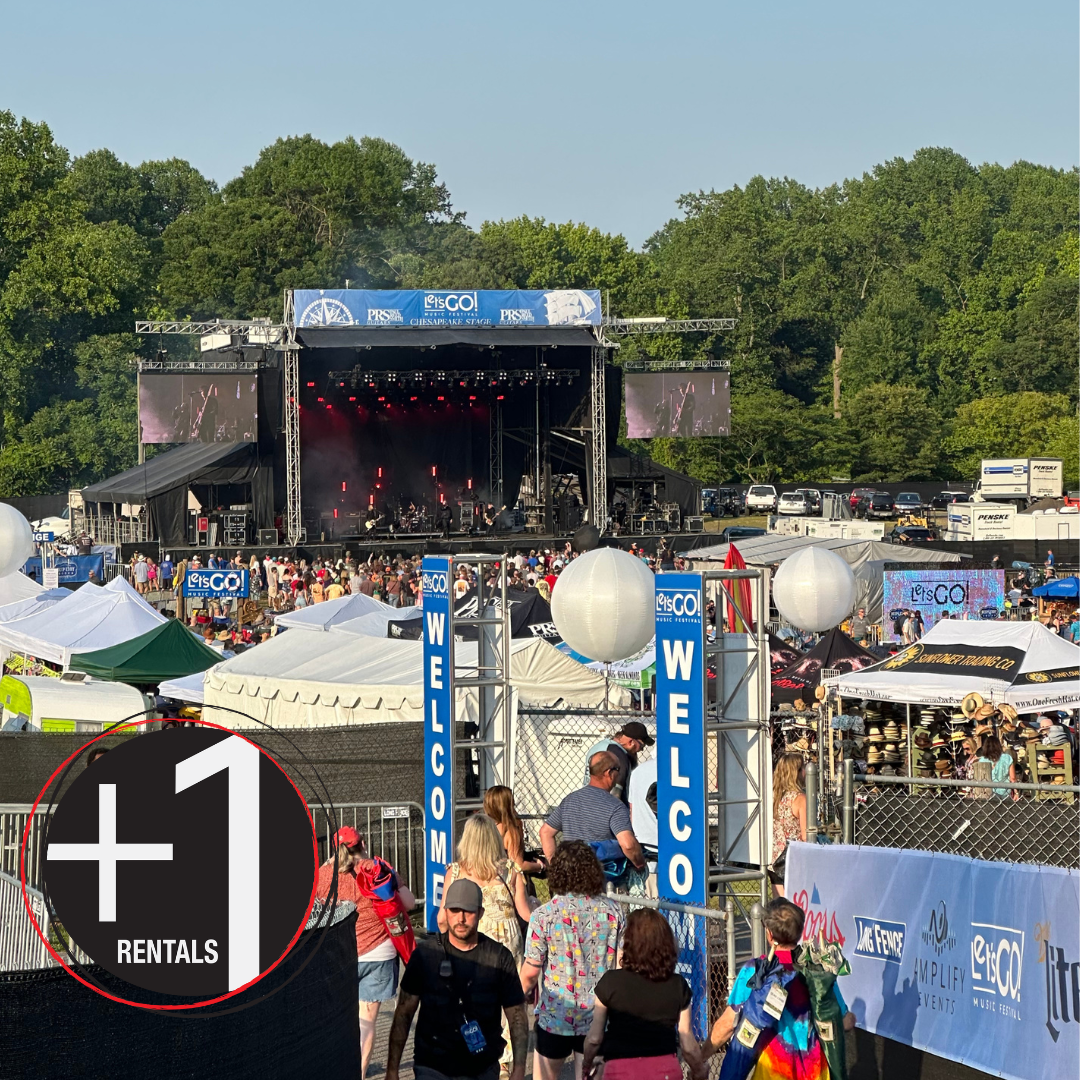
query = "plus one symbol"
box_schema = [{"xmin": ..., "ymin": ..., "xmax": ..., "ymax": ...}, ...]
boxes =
[{"xmin": 48, "ymin": 784, "xmax": 173, "ymax": 922}]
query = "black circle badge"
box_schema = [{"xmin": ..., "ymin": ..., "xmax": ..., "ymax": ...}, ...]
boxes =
[{"xmin": 43, "ymin": 728, "xmax": 317, "ymax": 997}]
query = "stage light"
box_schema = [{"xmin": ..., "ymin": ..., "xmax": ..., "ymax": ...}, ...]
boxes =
[
  {"xmin": 469, "ymin": 395, "xmax": 476, "ymax": 401},
  {"xmin": 496, "ymin": 395, "xmax": 504, "ymax": 401},
  {"xmin": 410, "ymin": 396, "xmax": 418, "ymax": 401},
  {"xmin": 342, "ymin": 482, "xmax": 347, "ymax": 492},
  {"xmin": 437, "ymin": 395, "xmax": 445, "ymax": 401},
  {"xmin": 368, "ymin": 381, "xmax": 375, "ymax": 388},
  {"xmin": 378, "ymin": 468, "xmax": 383, "ymax": 478},
  {"xmin": 334, "ymin": 508, "xmax": 338, "ymax": 518},
  {"xmin": 306, "ymin": 382, "xmax": 315, "ymax": 388},
  {"xmin": 317, "ymin": 397, "xmax": 324, "ymax": 402},
  {"xmin": 467, "ymin": 478, "xmax": 472, "ymax": 490},
  {"xmin": 339, "ymin": 382, "xmax": 345, "ymax": 387},
  {"xmin": 378, "ymin": 396, "xmax": 385, "ymax": 402},
  {"xmin": 349, "ymin": 396, "xmax": 356, "ymax": 401},
  {"xmin": 460, "ymin": 381, "xmax": 466, "ymax": 387},
  {"xmin": 326, "ymin": 404, "xmax": 332, "ymax": 410}
]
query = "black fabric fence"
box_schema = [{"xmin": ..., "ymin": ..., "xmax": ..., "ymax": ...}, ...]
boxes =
[{"xmin": 0, "ymin": 910, "xmax": 361, "ymax": 1080}]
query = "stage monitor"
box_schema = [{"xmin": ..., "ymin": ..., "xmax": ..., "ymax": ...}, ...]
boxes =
[
  {"xmin": 625, "ymin": 371, "xmax": 730, "ymax": 438},
  {"xmin": 139, "ymin": 373, "xmax": 259, "ymax": 444}
]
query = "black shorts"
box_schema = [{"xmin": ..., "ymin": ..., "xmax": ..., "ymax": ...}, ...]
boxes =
[{"xmin": 534, "ymin": 1027, "xmax": 586, "ymax": 1059}]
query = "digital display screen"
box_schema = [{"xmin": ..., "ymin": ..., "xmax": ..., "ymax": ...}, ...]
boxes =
[
  {"xmin": 883, "ymin": 569, "xmax": 1006, "ymax": 640},
  {"xmin": 625, "ymin": 372, "xmax": 730, "ymax": 438},
  {"xmin": 139, "ymin": 373, "xmax": 258, "ymax": 444}
]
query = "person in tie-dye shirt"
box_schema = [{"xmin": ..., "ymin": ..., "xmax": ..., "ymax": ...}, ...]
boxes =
[{"xmin": 521, "ymin": 840, "xmax": 624, "ymax": 1080}]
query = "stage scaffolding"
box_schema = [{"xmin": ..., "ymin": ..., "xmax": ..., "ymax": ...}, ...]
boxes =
[{"xmin": 590, "ymin": 344, "xmax": 608, "ymax": 532}]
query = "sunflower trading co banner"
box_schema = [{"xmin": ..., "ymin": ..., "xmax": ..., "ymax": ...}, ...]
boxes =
[{"xmin": 785, "ymin": 842, "xmax": 1080, "ymax": 1080}]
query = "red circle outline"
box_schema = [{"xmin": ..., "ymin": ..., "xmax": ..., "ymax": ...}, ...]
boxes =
[{"xmin": 21, "ymin": 717, "xmax": 319, "ymax": 1011}]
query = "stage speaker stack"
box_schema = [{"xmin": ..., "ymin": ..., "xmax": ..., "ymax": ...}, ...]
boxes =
[
  {"xmin": 258, "ymin": 528, "xmax": 277, "ymax": 546},
  {"xmin": 687, "ymin": 516, "xmax": 705, "ymax": 533}
]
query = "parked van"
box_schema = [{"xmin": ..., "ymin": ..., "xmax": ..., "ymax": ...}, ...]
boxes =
[{"xmin": 0, "ymin": 673, "xmax": 154, "ymax": 733}]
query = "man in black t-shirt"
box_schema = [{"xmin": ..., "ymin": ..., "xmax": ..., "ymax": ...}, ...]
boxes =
[{"xmin": 386, "ymin": 879, "xmax": 527, "ymax": 1080}]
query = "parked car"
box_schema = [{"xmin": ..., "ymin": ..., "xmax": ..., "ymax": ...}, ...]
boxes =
[
  {"xmin": 862, "ymin": 492, "xmax": 895, "ymax": 520},
  {"xmin": 795, "ymin": 488, "xmax": 822, "ymax": 515},
  {"xmin": 745, "ymin": 485, "xmax": 778, "ymax": 512},
  {"xmin": 723, "ymin": 525, "xmax": 767, "ymax": 544},
  {"xmin": 888, "ymin": 525, "xmax": 938, "ymax": 543},
  {"xmin": 930, "ymin": 491, "xmax": 970, "ymax": 509},
  {"xmin": 777, "ymin": 492, "xmax": 810, "ymax": 516},
  {"xmin": 892, "ymin": 492, "xmax": 924, "ymax": 515},
  {"xmin": 849, "ymin": 487, "xmax": 877, "ymax": 511}
]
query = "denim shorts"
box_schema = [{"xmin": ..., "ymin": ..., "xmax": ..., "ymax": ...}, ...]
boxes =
[{"xmin": 357, "ymin": 957, "xmax": 399, "ymax": 1003}]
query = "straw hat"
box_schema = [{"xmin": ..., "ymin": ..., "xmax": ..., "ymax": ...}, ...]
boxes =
[
  {"xmin": 794, "ymin": 698, "xmax": 808, "ymax": 712},
  {"xmin": 974, "ymin": 704, "xmax": 997, "ymax": 721},
  {"xmin": 950, "ymin": 730, "xmax": 967, "ymax": 743},
  {"xmin": 867, "ymin": 747, "xmax": 884, "ymax": 763},
  {"xmin": 998, "ymin": 704, "xmax": 1018, "ymax": 723},
  {"xmin": 973, "ymin": 723, "xmax": 993, "ymax": 737},
  {"xmin": 934, "ymin": 759, "xmax": 952, "ymax": 774},
  {"xmin": 961, "ymin": 692, "xmax": 985, "ymax": 718},
  {"xmin": 868, "ymin": 726, "xmax": 885, "ymax": 743},
  {"xmin": 931, "ymin": 734, "xmax": 947, "ymax": 749},
  {"xmin": 815, "ymin": 685, "xmax": 827, "ymax": 702},
  {"xmin": 950, "ymin": 711, "xmax": 969, "ymax": 726},
  {"xmin": 883, "ymin": 722, "xmax": 901, "ymax": 740}
]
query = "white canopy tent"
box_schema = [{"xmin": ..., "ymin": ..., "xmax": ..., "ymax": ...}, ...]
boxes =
[
  {"xmin": 202, "ymin": 630, "xmax": 630, "ymax": 729},
  {"xmin": 274, "ymin": 592, "xmax": 394, "ymax": 631},
  {"xmin": 158, "ymin": 669, "xmax": 210, "ymax": 704},
  {"xmin": 823, "ymin": 620, "xmax": 1080, "ymax": 714},
  {"xmin": 683, "ymin": 534, "xmax": 965, "ymax": 617},
  {"xmin": 0, "ymin": 580, "xmax": 167, "ymax": 667},
  {"xmin": 0, "ymin": 571, "xmax": 43, "ymax": 607},
  {"xmin": 0, "ymin": 588, "xmax": 70, "ymax": 624}
]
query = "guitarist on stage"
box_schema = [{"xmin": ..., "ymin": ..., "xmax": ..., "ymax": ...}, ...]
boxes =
[
  {"xmin": 192, "ymin": 383, "xmax": 219, "ymax": 443},
  {"xmin": 673, "ymin": 382, "xmax": 696, "ymax": 437}
]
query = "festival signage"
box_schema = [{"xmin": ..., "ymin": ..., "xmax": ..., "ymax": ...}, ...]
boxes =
[
  {"xmin": 293, "ymin": 288, "xmax": 602, "ymax": 328},
  {"xmin": 421, "ymin": 555, "xmax": 454, "ymax": 931},
  {"xmin": 786, "ymin": 843, "xmax": 1080, "ymax": 1080},
  {"xmin": 182, "ymin": 569, "xmax": 249, "ymax": 599},
  {"xmin": 23, "ymin": 554, "xmax": 104, "ymax": 584},
  {"xmin": 884, "ymin": 569, "xmax": 1005, "ymax": 639},
  {"xmin": 654, "ymin": 572, "xmax": 708, "ymax": 1037}
]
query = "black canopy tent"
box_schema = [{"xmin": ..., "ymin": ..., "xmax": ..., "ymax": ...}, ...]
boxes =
[{"xmin": 81, "ymin": 442, "xmax": 274, "ymax": 547}]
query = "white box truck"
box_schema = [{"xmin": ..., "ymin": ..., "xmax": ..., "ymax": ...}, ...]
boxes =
[
  {"xmin": 974, "ymin": 458, "xmax": 1063, "ymax": 503},
  {"xmin": 944, "ymin": 502, "xmax": 1017, "ymax": 541}
]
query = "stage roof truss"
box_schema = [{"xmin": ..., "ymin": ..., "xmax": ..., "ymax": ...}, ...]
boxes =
[
  {"xmin": 603, "ymin": 317, "xmax": 737, "ymax": 335},
  {"xmin": 326, "ymin": 367, "xmax": 579, "ymax": 388}
]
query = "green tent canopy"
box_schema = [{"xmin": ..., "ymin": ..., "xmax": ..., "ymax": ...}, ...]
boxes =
[{"xmin": 68, "ymin": 619, "xmax": 222, "ymax": 684}]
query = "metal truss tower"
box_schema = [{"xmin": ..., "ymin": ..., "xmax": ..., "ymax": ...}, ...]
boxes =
[
  {"xmin": 590, "ymin": 344, "xmax": 608, "ymax": 532},
  {"xmin": 488, "ymin": 402, "xmax": 504, "ymax": 510}
]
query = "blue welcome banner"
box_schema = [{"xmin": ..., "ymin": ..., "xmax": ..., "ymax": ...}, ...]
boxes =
[
  {"xmin": 654, "ymin": 572, "xmax": 709, "ymax": 1038},
  {"xmin": 786, "ymin": 842, "xmax": 1080, "ymax": 1080},
  {"xmin": 183, "ymin": 568, "xmax": 249, "ymax": 598},
  {"xmin": 421, "ymin": 556, "xmax": 454, "ymax": 931},
  {"xmin": 294, "ymin": 288, "xmax": 602, "ymax": 328},
  {"xmin": 23, "ymin": 555, "xmax": 104, "ymax": 584}
]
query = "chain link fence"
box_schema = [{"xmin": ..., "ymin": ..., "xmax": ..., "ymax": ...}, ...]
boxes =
[
  {"xmin": 850, "ymin": 774, "xmax": 1080, "ymax": 868},
  {"xmin": 514, "ymin": 707, "xmax": 656, "ymax": 848}
]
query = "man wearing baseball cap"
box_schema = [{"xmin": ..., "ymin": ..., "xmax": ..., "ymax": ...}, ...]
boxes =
[
  {"xmin": 387, "ymin": 879, "xmax": 527, "ymax": 1080},
  {"xmin": 584, "ymin": 720, "xmax": 654, "ymax": 802}
]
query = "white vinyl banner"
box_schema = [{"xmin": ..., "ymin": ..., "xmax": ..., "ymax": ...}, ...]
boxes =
[{"xmin": 786, "ymin": 843, "xmax": 1080, "ymax": 1080}]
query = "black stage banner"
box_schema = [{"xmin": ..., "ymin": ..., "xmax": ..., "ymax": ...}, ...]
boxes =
[{"xmin": 388, "ymin": 586, "xmax": 561, "ymax": 644}]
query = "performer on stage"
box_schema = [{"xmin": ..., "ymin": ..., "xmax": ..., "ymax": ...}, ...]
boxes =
[
  {"xmin": 673, "ymin": 382, "xmax": 695, "ymax": 437},
  {"xmin": 192, "ymin": 383, "xmax": 219, "ymax": 443},
  {"xmin": 653, "ymin": 397, "xmax": 671, "ymax": 437}
]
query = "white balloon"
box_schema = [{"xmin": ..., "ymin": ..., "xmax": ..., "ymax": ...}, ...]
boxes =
[
  {"xmin": 0, "ymin": 503, "xmax": 34, "ymax": 579},
  {"xmin": 551, "ymin": 548, "xmax": 655, "ymax": 662},
  {"xmin": 771, "ymin": 546, "xmax": 856, "ymax": 632}
]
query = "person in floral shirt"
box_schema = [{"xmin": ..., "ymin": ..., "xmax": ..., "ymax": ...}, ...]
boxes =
[{"xmin": 521, "ymin": 840, "xmax": 623, "ymax": 1080}]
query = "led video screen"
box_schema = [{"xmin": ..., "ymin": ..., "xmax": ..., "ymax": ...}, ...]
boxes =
[
  {"xmin": 883, "ymin": 569, "xmax": 1006, "ymax": 640},
  {"xmin": 139, "ymin": 373, "xmax": 259, "ymax": 444},
  {"xmin": 625, "ymin": 372, "xmax": 730, "ymax": 438}
]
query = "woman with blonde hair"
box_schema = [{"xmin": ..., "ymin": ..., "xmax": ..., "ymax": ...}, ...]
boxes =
[
  {"xmin": 484, "ymin": 784, "xmax": 545, "ymax": 875},
  {"xmin": 440, "ymin": 813, "xmax": 533, "ymax": 1075},
  {"xmin": 769, "ymin": 753, "xmax": 807, "ymax": 898}
]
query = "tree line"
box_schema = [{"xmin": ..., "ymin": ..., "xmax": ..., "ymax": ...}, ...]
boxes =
[{"xmin": 0, "ymin": 109, "xmax": 1076, "ymax": 497}]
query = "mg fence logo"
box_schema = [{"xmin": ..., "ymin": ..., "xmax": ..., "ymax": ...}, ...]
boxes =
[
  {"xmin": 656, "ymin": 589, "xmax": 700, "ymax": 619},
  {"xmin": 422, "ymin": 569, "xmax": 449, "ymax": 595},
  {"xmin": 854, "ymin": 916, "xmax": 907, "ymax": 964},
  {"xmin": 971, "ymin": 923, "xmax": 1024, "ymax": 1003},
  {"xmin": 423, "ymin": 292, "xmax": 477, "ymax": 313}
]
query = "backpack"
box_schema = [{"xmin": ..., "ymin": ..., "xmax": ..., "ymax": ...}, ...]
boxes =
[
  {"xmin": 719, "ymin": 956, "xmax": 803, "ymax": 1080},
  {"xmin": 354, "ymin": 856, "xmax": 416, "ymax": 963}
]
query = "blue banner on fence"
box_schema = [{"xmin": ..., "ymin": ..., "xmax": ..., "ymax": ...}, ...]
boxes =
[
  {"xmin": 23, "ymin": 555, "xmax": 104, "ymax": 584},
  {"xmin": 654, "ymin": 572, "xmax": 708, "ymax": 1038},
  {"xmin": 786, "ymin": 842, "xmax": 1080, "ymax": 1080},
  {"xmin": 422, "ymin": 556, "xmax": 454, "ymax": 932},
  {"xmin": 182, "ymin": 568, "xmax": 249, "ymax": 598},
  {"xmin": 294, "ymin": 289, "xmax": 602, "ymax": 328}
]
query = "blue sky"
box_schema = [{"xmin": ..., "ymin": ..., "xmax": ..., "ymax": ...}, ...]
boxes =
[{"xmin": 3, "ymin": 0, "xmax": 1076, "ymax": 247}]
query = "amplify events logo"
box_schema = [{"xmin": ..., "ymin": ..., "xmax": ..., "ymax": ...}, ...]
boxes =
[
  {"xmin": 41, "ymin": 727, "xmax": 316, "ymax": 1002},
  {"xmin": 912, "ymin": 901, "xmax": 964, "ymax": 1015}
]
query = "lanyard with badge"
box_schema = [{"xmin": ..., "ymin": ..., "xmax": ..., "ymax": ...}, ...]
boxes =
[{"xmin": 439, "ymin": 934, "xmax": 487, "ymax": 1055}]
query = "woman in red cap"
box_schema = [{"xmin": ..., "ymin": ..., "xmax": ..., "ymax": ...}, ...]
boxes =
[{"xmin": 316, "ymin": 826, "xmax": 416, "ymax": 1078}]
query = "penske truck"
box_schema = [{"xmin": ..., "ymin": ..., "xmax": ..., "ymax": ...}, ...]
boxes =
[{"xmin": 973, "ymin": 458, "xmax": 1063, "ymax": 504}]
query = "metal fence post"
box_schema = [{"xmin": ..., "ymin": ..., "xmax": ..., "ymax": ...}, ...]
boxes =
[
  {"xmin": 750, "ymin": 901, "xmax": 766, "ymax": 957},
  {"xmin": 725, "ymin": 897, "xmax": 736, "ymax": 995},
  {"xmin": 805, "ymin": 761, "xmax": 819, "ymax": 838},
  {"xmin": 843, "ymin": 758, "xmax": 855, "ymax": 845}
]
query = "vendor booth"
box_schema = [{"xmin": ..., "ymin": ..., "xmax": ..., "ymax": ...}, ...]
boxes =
[
  {"xmin": 822, "ymin": 619, "xmax": 1080, "ymax": 714},
  {"xmin": 68, "ymin": 618, "xmax": 222, "ymax": 684},
  {"xmin": 202, "ymin": 631, "xmax": 629, "ymax": 729}
]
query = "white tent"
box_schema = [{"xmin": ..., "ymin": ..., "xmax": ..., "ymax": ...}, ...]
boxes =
[
  {"xmin": 158, "ymin": 669, "xmax": 210, "ymax": 704},
  {"xmin": 331, "ymin": 608, "xmax": 422, "ymax": 637},
  {"xmin": 274, "ymin": 592, "xmax": 393, "ymax": 631},
  {"xmin": 823, "ymin": 620, "xmax": 1080, "ymax": 714},
  {"xmin": 202, "ymin": 630, "xmax": 630, "ymax": 729},
  {"xmin": 0, "ymin": 580, "xmax": 167, "ymax": 667},
  {"xmin": 0, "ymin": 588, "xmax": 70, "ymax": 624},
  {"xmin": 0, "ymin": 571, "xmax": 43, "ymax": 606},
  {"xmin": 683, "ymin": 534, "xmax": 965, "ymax": 616}
]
